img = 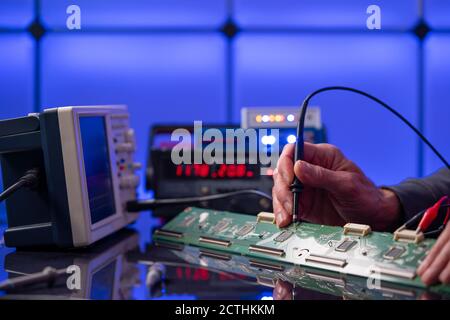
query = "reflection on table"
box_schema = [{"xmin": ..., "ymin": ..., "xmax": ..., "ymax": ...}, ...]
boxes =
[{"xmin": 0, "ymin": 216, "xmax": 448, "ymax": 300}]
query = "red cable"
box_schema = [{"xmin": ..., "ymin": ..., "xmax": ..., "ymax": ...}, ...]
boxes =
[
  {"xmin": 442, "ymin": 198, "xmax": 450, "ymax": 226},
  {"xmin": 418, "ymin": 196, "xmax": 449, "ymax": 232}
]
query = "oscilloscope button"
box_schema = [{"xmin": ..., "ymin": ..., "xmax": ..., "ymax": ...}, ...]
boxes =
[{"xmin": 115, "ymin": 143, "xmax": 134, "ymax": 153}]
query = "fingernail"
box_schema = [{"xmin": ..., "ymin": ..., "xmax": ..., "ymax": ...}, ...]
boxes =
[
  {"xmin": 276, "ymin": 214, "xmax": 286, "ymax": 228},
  {"xmin": 294, "ymin": 160, "xmax": 305, "ymax": 176},
  {"xmin": 417, "ymin": 259, "xmax": 429, "ymax": 275},
  {"xmin": 417, "ymin": 262, "xmax": 424, "ymax": 272},
  {"xmin": 283, "ymin": 201, "xmax": 291, "ymax": 213},
  {"xmin": 421, "ymin": 271, "xmax": 432, "ymax": 285},
  {"xmin": 417, "ymin": 264, "xmax": 425, "ymax": 275},
  {"xmin": 275, "ymin": 284, "xmax": 284, "ymax": 296},
  {"xmin": 276, "ymin": 211, "xmax": 283, "ymax": 227},
  {"xmin": 296, "ymin": 160, "xmax": 305, "ymax": 167},
  {"xmin": 279, "ymin": 216, "xmax": 287, "ymax": 227}
]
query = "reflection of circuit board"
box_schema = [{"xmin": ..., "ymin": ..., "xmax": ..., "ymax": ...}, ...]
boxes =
[
  {"xmin": 154, "ymin": 240, "xmax": 444, "ymax": 300},
  {"xmin": 153, "ymin": 207, "xmax": 450, "ymax": 296}
]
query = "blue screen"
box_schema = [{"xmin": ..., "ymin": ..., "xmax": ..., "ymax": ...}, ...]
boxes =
[
  {"xmin": 79, "ymin": 117, "xmax": 116, "ymax": 224},
  {"xmin": 90, "ymin": 261, "xmax": 116, "ymax": 300}
]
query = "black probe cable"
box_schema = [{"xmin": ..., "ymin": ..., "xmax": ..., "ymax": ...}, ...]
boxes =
[
  {"xmin": 127, "ymin": 189, "xmax": 273, "ymax": 212},
  {"xmin": 0, "ymin": 168, "xmax": 40, "ymax": 203},
  {"xmin": 290, "ymin": 86, "xmax": 450, "ymax": 224}
]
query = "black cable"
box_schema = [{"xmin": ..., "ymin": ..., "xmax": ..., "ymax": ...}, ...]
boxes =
[
  {"xmin": 290, "ymin": 86, "xmax": 450, "ymax": 223},
  {"xmin": 127, "ymin": 189, "xmax": 272, "ymax": 212},
  {"xmin": 0, "ymin": 180, "xmax": 27, "ymax": 203},
  {"xmin": 424, "ymin": 228, "xmax": 445, "ymax": 238},
  {"xmin": 404, "ymin": 204, "xmax": 450, "ymax": 228},
  {"xmin": 0, "ymin": 168, "xmax": 40, "ymax": 203}
]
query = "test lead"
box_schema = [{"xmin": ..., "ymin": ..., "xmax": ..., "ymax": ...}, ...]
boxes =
[
  {"xmin": 291, "ymin": 86, "xmax": 450, "ymax": 226},
  {"xmin": 416, "ymin": 196, "xmax": 449, "ymax": 234}
]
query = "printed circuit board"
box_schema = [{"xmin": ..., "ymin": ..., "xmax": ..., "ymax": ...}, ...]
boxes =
[{"xmin": 153, "ymin": 207, "xmax": 450, "ymax": 295}]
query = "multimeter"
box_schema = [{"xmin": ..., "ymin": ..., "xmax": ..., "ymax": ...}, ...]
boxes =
[{"xmin": 0, "ymin": 106, "xmax": 141, "ymax": 248}]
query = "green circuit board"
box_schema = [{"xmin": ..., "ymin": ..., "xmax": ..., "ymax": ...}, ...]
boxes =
[
  {"xmin": 153, "ymin": 241, "xmax": 447, "ymax": 299},
  {"xmin": 153, "ymin": 207, "xmax": 450, "ymax": 295}
]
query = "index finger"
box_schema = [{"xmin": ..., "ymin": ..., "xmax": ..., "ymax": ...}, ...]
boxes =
[
  {"xmin": 273, "ymin": 144, "xmax": 295, "ymax": 226},
  {"xmin": 418, "ymin": 224, "xmax": 450, "ymax": 279},
  {"xmin": 277, "ymin": 143, "xmax": 295, "ymax": 183}
]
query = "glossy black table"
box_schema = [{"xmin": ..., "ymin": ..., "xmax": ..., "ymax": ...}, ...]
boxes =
[
  {"xmin": 0, "ymin": 213, "xmax": 447, "ymax": 300},
  {"xmin": 0, "ymin": 213, "xmax": 279, "ymax": 300}
]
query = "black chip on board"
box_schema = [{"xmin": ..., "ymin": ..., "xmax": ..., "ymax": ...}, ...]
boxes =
[
  {"xmin": 383, "ymin": 246, "xmax": 406, "ymax": 260},
  {"xmin": 274, "ymin": 231, "xmax": 293, "ymax": 242},
  {"xmin": 335, "ymin": 239, "xmax": 357, "ymax": 252}
]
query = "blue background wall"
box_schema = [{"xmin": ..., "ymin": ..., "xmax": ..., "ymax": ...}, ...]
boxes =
[{"xmin": 0, "ymin": 0, "xmax": 449, "ymax": 224}]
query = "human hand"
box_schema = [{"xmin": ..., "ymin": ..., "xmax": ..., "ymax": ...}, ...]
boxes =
[
  {"xmin": 272, "ymin": 143, "xmax": 401, "ymax": 230},
  {"xmin": 417, "ymin": 223, "xmax": 450, "ymax": 285}
]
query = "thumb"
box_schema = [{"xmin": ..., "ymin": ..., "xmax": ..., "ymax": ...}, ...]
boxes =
[{"xmin": 294, "ymin": 160, "xmax": 346, "ymax": 193}]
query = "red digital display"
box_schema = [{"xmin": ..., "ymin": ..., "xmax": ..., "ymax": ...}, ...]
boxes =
[{"xmin": 171, "ymin": 164, "xmax": 258, "ymax": 179}]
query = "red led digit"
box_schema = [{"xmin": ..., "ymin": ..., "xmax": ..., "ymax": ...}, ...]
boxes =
[
  {"xmin": 185, "ymin": 164, "xmax": 192, "ymax": 177},
  {"xmin": 174, "ymin": 163, "xmax": 255, "ymax": 179},
  {"xmin": 217, "ymin": 164, "xmax": 226, "ymax": 178},
  {"xmin": 200, "ymin": 164, "xmax": 209, "ymax": 178},
  {"xmin": 227, "ymin": 164, "xmax": 236, "ymax": 178},
  {"xmin": 176, "ymin": 164, "xmax": 182, "ymax": 177},
  {"xmin": 176, "ymin": 267, "xmax": 183, "ymax": 279},
  {"xmin": 193, "ymin": 164, "xmax": 202, "ymax": 177},
  {"xmin": 236, "ymin": 164, "xmax": 246, "ymax": 177}
]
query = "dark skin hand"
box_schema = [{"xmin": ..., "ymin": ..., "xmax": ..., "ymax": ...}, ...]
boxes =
[{"xmin": 272, "ymin": 142, "xmax": 450, "ymax": 285}]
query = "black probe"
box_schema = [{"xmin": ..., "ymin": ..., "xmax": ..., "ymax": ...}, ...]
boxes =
[
  {"xmin": 0, "ymin": 168, "xmax": 40, "ymax": 203},
  {"xmin": 290, "ymin": 86, "xmax": 450, "ymax": 224}
]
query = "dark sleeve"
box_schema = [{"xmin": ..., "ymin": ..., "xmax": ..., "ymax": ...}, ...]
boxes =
[{"xmin": 384, "ymin": 168, "xmax": 450, "ymax": 223}]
